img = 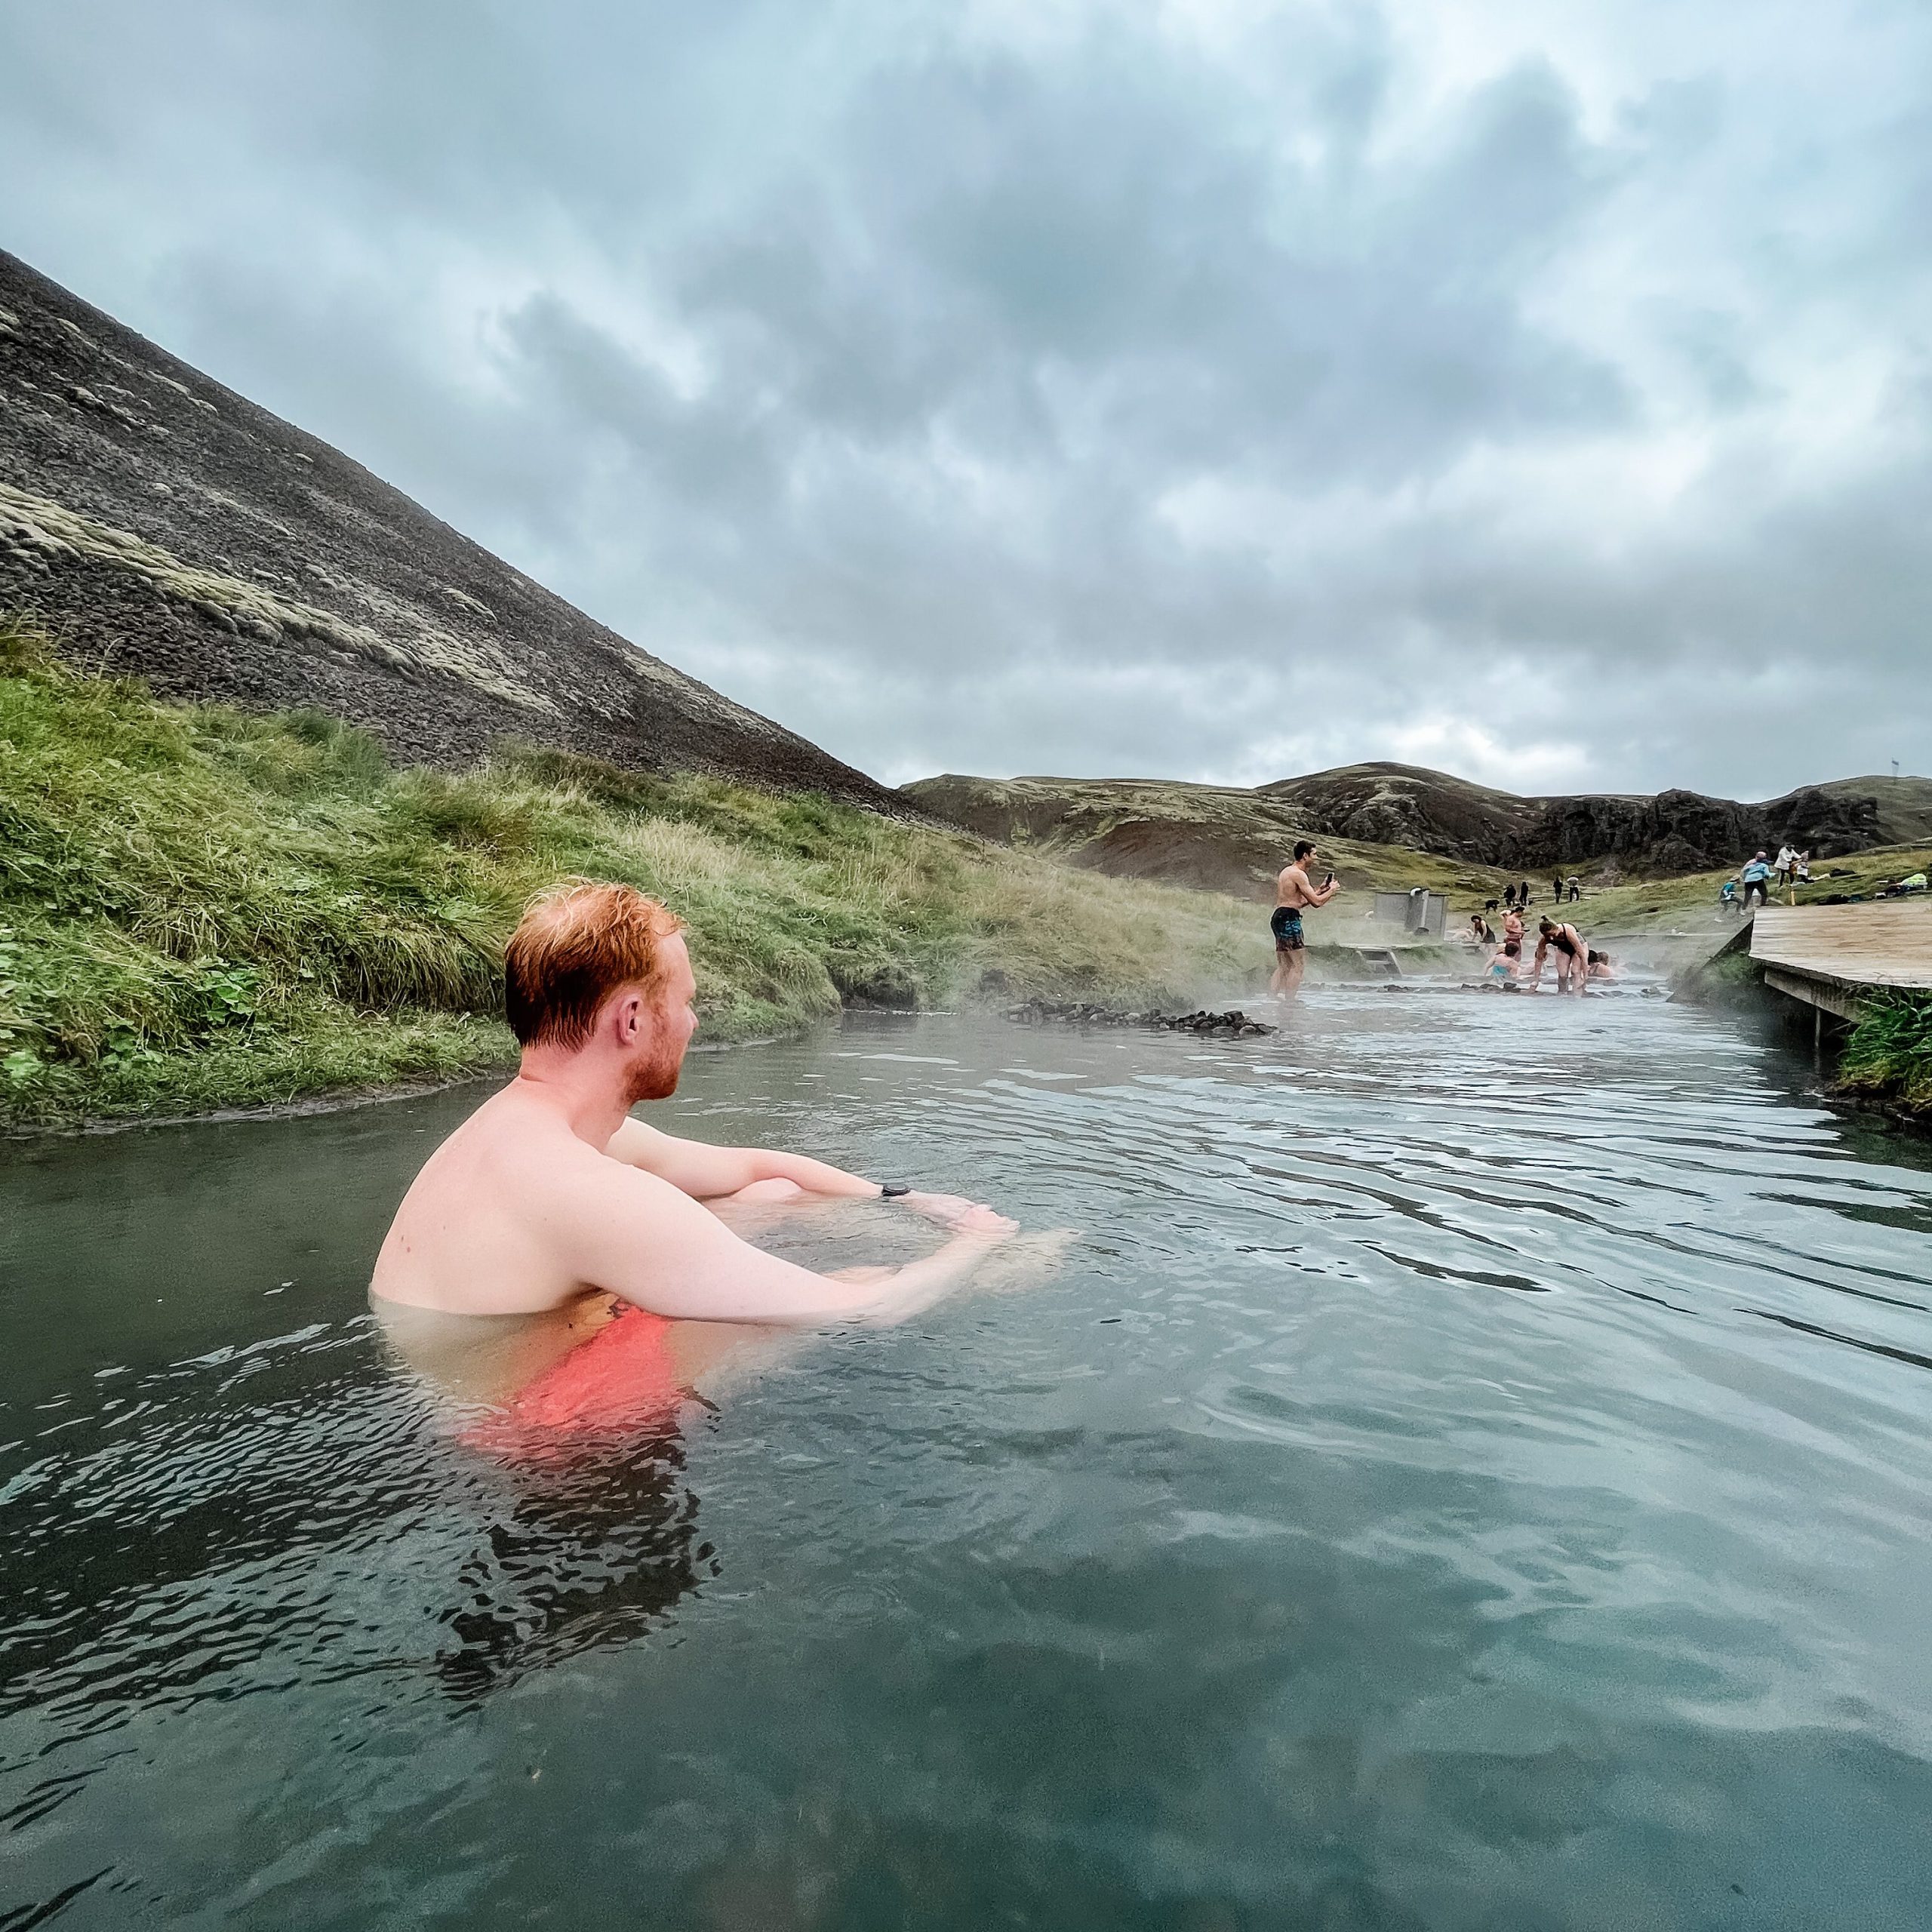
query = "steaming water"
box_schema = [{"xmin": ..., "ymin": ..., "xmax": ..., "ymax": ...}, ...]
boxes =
[{"xmin": 2, "ymin": 989, "xmax": 1930, "ymax": 1929}]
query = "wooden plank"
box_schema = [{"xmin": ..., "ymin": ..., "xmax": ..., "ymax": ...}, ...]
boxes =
[
  {"xmin": 1761, "ymin": 966, "xmax": 1867, "ymax": 1023},
  {"xmin": 1748, "ymin": 903, "xmax": 1932, "ymax": 990}
]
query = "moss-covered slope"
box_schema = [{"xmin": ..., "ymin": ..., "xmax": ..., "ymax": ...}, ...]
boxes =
[{"xmin": 0, "ymin": 623, "xmax": 1269, "ymax": 1126}]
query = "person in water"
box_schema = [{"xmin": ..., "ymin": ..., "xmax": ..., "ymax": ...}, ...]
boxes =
[
  {"xmin": 1269, "ymin": 840, "xmax": 1340, "ymax": 999},
  {"xmin": 371, "ymin": 882, "xmax": 1017, "ymax": 1336},
  {"xmin": 1533, "ymin": 915, "xmax": 1590, "ymax": 996}
]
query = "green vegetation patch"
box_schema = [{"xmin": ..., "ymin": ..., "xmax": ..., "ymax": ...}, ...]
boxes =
[
  {"xmin": 1838, "ymin": 989, "xmax": 1932, "ymax": 1112},
  {"xmin": 0, "ymin": 618, "xmax": 1269, "ymax": 1126}
]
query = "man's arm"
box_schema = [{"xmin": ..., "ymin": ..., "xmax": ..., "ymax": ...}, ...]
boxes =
[
  {"xmin": 607, "ymin": 1117, "xmax": 881, "ymax": 1199},
  {"xmin": 564, "ymin": 1161, "xmax": 1014, "ymax": 1328}
]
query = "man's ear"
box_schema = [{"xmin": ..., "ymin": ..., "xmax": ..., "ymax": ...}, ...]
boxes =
[{"xmin": 611, "ymin": 989, "xmax": 648, "ymax": 1044}]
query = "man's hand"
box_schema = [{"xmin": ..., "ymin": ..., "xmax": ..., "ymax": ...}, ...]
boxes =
[
  {"xmin": 900, "ymin": 1189, "xmax": 979, "ymax": 1225},
  {"xmin": 947, "ymin": 1204, "xmax": 1019, "ymax": 1241}
]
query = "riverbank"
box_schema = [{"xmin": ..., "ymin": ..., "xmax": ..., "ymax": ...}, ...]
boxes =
[
  {"xmin": 0, "ymin": 620, "xmax": 1272, "ymax": 1127},
  {"xmin": 1835, "ymin": 989, "xmax": 1932, "ymax": 1120},
  {"xmin": 1672, "ymin": 931, "xmax": 1932, "ymax": 1126}
]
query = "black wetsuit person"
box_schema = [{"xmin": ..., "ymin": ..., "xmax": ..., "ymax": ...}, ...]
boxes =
[{"xmin": 1534, "ymin": 917, "xmax": 1589, "ymax": 997}]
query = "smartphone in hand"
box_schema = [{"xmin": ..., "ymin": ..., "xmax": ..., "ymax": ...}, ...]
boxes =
[{"xmin": 1323, "ymin": 872, "xmax": 1337, "ymax": 887}]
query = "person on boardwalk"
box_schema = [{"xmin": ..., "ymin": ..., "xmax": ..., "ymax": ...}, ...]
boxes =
[
  {"xmin": 372, "ymin": 881, "xmax": 1016, "ymax": 1324},
  {"xmin": 1740, "ymin": 851, "xmax": 1773, "ymax": 910},
  {"xmin": 1269, "ymin": 840, "xmax": 1339, "ymax": 999},
  {"xmin": 1533, "ymin": 916, "xmax": 1590, "ymax": 996}
]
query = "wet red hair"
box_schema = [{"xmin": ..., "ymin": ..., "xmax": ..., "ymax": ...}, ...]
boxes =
[{"xmin": 503, "ymin": 881, "xmax": 687, "ymax": 1049}]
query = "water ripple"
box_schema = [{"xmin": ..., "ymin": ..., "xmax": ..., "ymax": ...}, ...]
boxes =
[{"xmin": 2, "ymin": 996, "xmax": 1929, "ymax": 1926}]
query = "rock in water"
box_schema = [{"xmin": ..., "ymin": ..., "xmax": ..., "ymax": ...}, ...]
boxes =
[{"xmin": 1006, "ymin": 1000, "xmax": 1276, "ymax": 1037}]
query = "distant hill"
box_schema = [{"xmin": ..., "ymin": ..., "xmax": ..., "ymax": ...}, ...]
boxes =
[
  {"xmin": 1258, "ymin": 761, "xmax": 1896, "ymax": 872},
  {"xmin": 896, "ymin": 773, "xmax": 1516, "ymax": 906},
  {"xmin": 906, "ymin": 763, "xmax": 1925, "ymax": 897},
  {"xmin": 0, "ymin": 250, "xmax": 897, "ymax": 805},
  {"xmin": 1811, "ymin": 776, "xmax": 1932, "ymax": 851}
]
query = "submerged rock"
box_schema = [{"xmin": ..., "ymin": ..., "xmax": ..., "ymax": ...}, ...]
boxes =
[{"xmin": 1005, "ymin": 1000, "xmax": 1276, "ymax": 1037}]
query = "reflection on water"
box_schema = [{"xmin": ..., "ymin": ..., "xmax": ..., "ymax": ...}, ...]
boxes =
[{"xmin": 2, "ymin": 986, "xmax": 1930, "ymax": 1929}]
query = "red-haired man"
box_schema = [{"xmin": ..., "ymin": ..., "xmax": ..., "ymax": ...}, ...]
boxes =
[{"xmin": 372, "ymin": 882, "xmax": 1015, "ymax": 1327}]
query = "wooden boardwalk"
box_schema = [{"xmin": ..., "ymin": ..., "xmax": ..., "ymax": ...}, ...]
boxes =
[{"xmin": 1749, "ymin": 902, "xmax": 1932, "ymax": 1021}]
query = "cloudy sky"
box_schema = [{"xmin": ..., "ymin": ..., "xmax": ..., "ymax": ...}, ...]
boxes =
[{"xmin": 5, "ymin": 0, "xmax": 1930, "ymax": 796}]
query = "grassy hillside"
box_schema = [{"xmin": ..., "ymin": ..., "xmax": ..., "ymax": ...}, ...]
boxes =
[
  {"xmin": 0, "ymin": 621, "xmax": 1272, "ymax": 1127},
  {"xmin": 1815, "ymin": 776, "xmax": 1932, "ymax": 850},
  {"xmin": 1568, "ymin": 851, "xmax": 1932, "ymax": 943},
  {"xmin": 908, "ymin": 764, "xmax": 1908, "ymax": 881},
  {"xmin": 901, "ymin": 772, "xmax": 1519, "ymax": 904}
]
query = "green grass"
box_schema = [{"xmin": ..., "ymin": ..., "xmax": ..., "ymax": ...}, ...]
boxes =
[
  {"xmin": 1839, "ymin": 990, "xmax": 1932, "ymax": 1112},
  {"xmin": 1572, "ymin": 849, "xmax": 1932, "ymax": 940},
  {"xmin": 0, "ymin": 618, "xmax": 1271, "ymax": 1127}
]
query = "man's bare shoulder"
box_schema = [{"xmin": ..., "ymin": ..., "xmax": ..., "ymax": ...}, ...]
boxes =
[
  {"xmin": 404, "ymin": 1084, "xmax": 628, "ymax": 1211},
  {"xmin": 469, "ymin": 1093, "xmax": 669, "ymax": 1195},
  {"xmin": 374, "ymin": 1090, "xmax": 700, "ymax": 1314}
]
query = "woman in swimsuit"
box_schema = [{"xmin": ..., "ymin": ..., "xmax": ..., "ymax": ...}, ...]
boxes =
[{"xmin": 1534, "ymin": 917, "xmax": 1589, "ymax": 995}]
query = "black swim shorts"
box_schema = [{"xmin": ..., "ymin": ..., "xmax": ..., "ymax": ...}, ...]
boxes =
[{"xmin": 1270, "ymin": 905, "xmax": 1304, "ymax": 950}]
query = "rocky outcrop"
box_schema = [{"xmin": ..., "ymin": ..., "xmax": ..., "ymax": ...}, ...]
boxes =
[
  {"xmin": 0, "ymin": 250, "xmax": 900, "ymax": 805},
  {"xmin": 1522, "ymin": 784, "xmax": 1884, "ymax": 870},
  {"xmin": 1259, "ymin": 762, "xmax": 1887, "ymax": 872},
  {"xmin": 1007, "ymin": 1000, "xmax": 1276, "ymax": 1036}
]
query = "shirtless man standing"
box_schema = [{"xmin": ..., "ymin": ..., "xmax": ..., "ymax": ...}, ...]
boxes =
[
  {"xmin": 1532, "ymin": 915, "xmax": 1591, "ymax": 997},
  {"xmin": 372, "ymin": 882, "xmax": 1015, "ymax": 1332},
  {"xmin": 1269, "ymin": 840, "xmax": 1340, "ymax": 999}
]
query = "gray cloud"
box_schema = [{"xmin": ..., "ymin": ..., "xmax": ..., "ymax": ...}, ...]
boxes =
[{"xmin": 3, "ymin": 0, "xmax": 1930, "ymax": 795}]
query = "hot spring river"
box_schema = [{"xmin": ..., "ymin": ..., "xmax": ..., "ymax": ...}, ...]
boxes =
[{"xmin": 3, "ymin": 987, "xmax": 1930, "ymax": 1930}]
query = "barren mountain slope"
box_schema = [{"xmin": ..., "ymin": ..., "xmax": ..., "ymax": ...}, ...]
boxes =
[{"xmin": 0, "ymin": 250, "xmax": 896, "ymax": 804}]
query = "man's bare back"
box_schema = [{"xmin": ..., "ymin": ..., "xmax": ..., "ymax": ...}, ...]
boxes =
[{"xmin": 372, "ymin": 886, "xmax": 1016, "ymax": 1334}]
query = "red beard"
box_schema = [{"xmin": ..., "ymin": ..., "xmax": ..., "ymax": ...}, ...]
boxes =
[{"xmin": 621, "ymin": 1041, "xmax": 684, "ymax": 1106}]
